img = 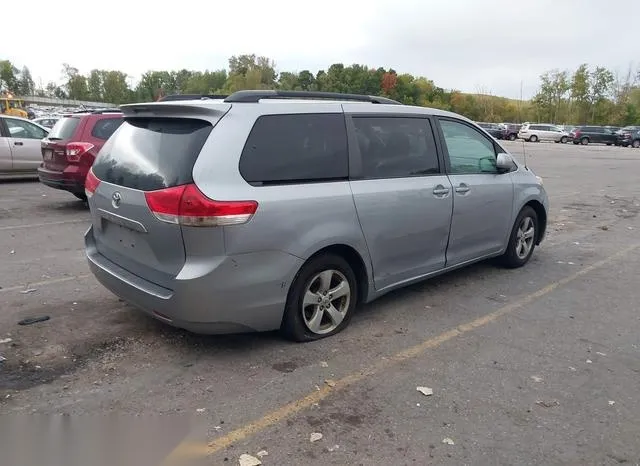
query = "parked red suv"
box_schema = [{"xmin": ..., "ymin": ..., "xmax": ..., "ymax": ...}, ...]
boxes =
[{"xmin": 38, "ymin": 110, "xmax": 123, "ymax": 200}]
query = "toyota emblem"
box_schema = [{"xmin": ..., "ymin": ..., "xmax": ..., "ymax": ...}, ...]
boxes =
[{"xmin": 112, "ymin": 191, "xmax": 122, "ymax": 208}]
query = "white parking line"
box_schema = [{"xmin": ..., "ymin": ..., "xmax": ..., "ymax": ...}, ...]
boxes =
[
  {"xmin": 0, "ymin": 220, "xmax": 88, "ymax": 231},
  {"xmin": 0, "ymin": 274, "xmax": 92, "ymax": 293}
]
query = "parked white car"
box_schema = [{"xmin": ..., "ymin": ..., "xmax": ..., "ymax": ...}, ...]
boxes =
[
  {"xmin": 0, "ymin": 115, "xmax": 49, "ymax": 178},
  {"xmin": 33, "ymin": 116, "xmax": 61, "ymax": 129},
  {"xmin": 518, "ymin": 123, "xmax": 569, "ymax": 143}
]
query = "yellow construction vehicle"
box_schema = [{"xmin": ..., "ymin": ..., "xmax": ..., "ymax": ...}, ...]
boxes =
[{"xmin": 0, "ymin": 93, "xmax": 28, "ymax": 118}]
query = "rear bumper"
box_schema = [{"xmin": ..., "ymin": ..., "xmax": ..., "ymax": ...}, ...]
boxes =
[
  {"xmin": 85, "ymin": 226, "xmax": 304, "ymax": 334},
  {"xmin": 38, "ymin": 165, "xmax": 86, "ymax": 193}
]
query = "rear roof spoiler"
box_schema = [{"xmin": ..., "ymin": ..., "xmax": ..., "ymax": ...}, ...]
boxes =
[
  {"xmin": 157, "ymin": 94, "xmax": 229, "ymax": 102},
  {"xmin": 119, "ymin": 101, "xmax": 231, "ymax": 117}
]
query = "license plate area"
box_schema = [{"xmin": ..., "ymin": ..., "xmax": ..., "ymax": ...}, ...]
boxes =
[
  {"xmin": 43, "ymin": 149, "xmax": 53, "ymax": 161},
  {"xmin": 101, "ymin": 219, "xmax": 140, "ymax": 251}
]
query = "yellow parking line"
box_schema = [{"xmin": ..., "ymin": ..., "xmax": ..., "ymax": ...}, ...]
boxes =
[{"xmin": 161, "ymin": 242, "xmax": 639, "ymax": 461}]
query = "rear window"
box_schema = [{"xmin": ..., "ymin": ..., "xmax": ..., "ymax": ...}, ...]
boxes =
[
  {"xmin": 91, "ymin": 117, "xmax": 123, "ymax": 140},
  {"xmin": 239, "ymin": 113, "xmax": 348, "ymax": 185},
  {"xmin": 92, "ymin": 118, "xmax": 212, "ymax": 191},
  {"xmin": 47, "ymin": 117, "xmax": 80, "ymax": 140}
]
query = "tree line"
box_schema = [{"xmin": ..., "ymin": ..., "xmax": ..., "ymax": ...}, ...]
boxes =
[
  {"xmin": 531, "ymin": 64, "xmax": 640, "ymax": 126},
  {"xmin": 2, "ymin": 55, "xmax": 639, "ymax": 126}
]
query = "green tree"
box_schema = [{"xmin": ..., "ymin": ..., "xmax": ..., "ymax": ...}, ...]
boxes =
[
  {"xmin": 532, "ymin": 69, "xmax": 570, "ymax": 123},
  {"xmin": 225, "ymin": 54, "xmax": 276, "ymax": 91},
  {"xmin": 102, "ymin": 71, "xmax": 130, "ymax": 104},
  {"xmin": 0, "ymin": 60, "xmax": 19, "ymax": 92},
  {"xmin": 297, "ymin": 70, "xmax": 315, "ymax": 90},
  {"xmin": 17, "ymin": 66, "xmax": 35, "ymax": 95},
  {"xmin": 87, "ymin": 70, "xmax": 103, "ymax": 101},
  {"xmin": 136, "ymin": 71, "xmax": 175, "ymax": 101},
  {"xmin": 589, "ymin": 66, "xmax": 614, "ymax": 123},
  {"xmin": 570, "ymin": 64, "xmax": 590, "ymax": 124},
  {"xmin": 277, "ymin": 71, "xmax": 300, "ymax": 90},
  {"xmin": 62, "ymin": 63, "xmax": 89, "ymax": 100},
  {"xmin": 45, "ymin": 81, "xmax": 66, "ymax": 99}
]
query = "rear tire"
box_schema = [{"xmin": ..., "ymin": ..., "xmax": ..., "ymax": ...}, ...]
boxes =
[
  {"xmin": 281, "ymin": 253, "xmax": 357, "ymax": 342},
  {"xmin": 529, "ymin": 135, "xmax": 538, "ymax": 143},
  {"xmin": 632, "ymin": 139, "xmax": 640, "ymax": 149},
  {"xmin": 74, "ymin": 193, "xmax": 87, "ymax": 201},
  {"xmin": 580, "ymin": 137, "xmax": 589, "ymax": 145},
  {"xmin": 500, "ymin": 206, "xmax": 538, "ymax": 269},
  {"xmin": 508, "ymin": 133, "xmax": 517, "ymax": 141},
  {"xmin": 561, "ymin": 136, "xmax": 568, "ymax": 144}
]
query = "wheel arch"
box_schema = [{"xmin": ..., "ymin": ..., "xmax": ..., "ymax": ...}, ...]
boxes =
[
  {"xmin": 300, "ymin": 244, "xmax": 371, "ymax": 305},
  {"xmin": 524, "ymin": 200, "xmax": 547, "ymax": 244}
]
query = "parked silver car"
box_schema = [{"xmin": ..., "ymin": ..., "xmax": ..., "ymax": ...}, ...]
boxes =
[
  {"xmin": 85, "ymin": 90, "xmax": 548, "ymax": 341},
  {"xmin": 0, "ymin": 115, "xmax": 49, "ymax": 178}
]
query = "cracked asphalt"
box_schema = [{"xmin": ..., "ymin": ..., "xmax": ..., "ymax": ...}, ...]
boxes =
[{"xmin": 1, "ymin": 141, "xmax": 639, "ymax": 466}]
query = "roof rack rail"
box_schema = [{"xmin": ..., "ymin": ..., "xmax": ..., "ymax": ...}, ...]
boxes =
[
  {"xmin": 158, "ymin": 94, "xmax": 229, "ymax": 102},
  {"xmin": 223, "ymin": 90, "xmax": 401, "ymax": 105}
]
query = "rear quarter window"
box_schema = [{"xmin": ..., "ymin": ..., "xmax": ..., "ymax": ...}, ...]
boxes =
[{"xmin": 239, "ymin": 113, "xmax": 348, "ymax": 185}]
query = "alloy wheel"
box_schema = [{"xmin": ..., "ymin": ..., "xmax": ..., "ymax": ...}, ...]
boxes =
[
  {"xmin": 515, "ymin": 216, "xmax": 535, "ymax": 260},
  {"xmin": 302, "ymin": 269, "xmax": 351, "ymax": 335}
]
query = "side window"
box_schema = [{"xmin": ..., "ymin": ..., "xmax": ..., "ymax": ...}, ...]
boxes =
[
  {"xmin": 352, "ymin": 117, "xmax": 439, "ymax": 179},
  {"xmin": 440, "ymin": 119, "xmax": 498, "ymax": 175},
  {"xmin": 91, "ymin": 118, "xmax": 123, "ymax": 140},
  {"xmin": 5, "ymin": 119, "xmax": 47, "ymax": 139},
  {"xmin": 239, "ymin": 113, "xmax": 348, "ymax": 185}
]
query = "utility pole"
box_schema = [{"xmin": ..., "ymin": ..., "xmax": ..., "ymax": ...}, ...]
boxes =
[{"xmin": 518, "ymin": 80, "xmax": 523, "ymax": 123}]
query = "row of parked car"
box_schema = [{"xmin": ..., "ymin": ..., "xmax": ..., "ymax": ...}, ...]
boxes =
[
  {"xmin": 0, "ymin": 110, "xmax": 123, "ymax": 198},
  {"xmin": 2, "ymin": 107, "xmax": 638, "ymax": 203},
  {"xmin": 476, "ymin": 122, "xmax": 640, "ymax": 147}
]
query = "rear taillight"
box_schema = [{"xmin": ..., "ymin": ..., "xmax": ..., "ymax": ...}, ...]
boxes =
[
  {"xmin": 573, "ymin": 130, "xmax": 581, "ymax": 137},
  {"xmin": 144, "ymin": 184, "xmax": 258, "ymax": 227},
  {"xmin": 85, "ymin": 169, "xmax": 100, "ymax": 199},
  {"xmin": 66, "ymin": 142, "xmax": 94, "ymax": 162}
]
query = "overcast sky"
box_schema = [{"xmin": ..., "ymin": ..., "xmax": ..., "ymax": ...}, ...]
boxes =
[{"xmin": 3, "ymin": 0, "xmax": 637, "ymax": 99}]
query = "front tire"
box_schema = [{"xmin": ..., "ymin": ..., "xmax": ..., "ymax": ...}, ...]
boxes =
[
  {"xmin": 500, "ymin": 206, "xmax": 538, "ymax": 269},
  {"xmin": 529, "ymin": 135, "xmax": 538, "ymax": 143},
  {"xmin": 632, "ymin": 139, "xmax": 640, "ymax": 149},
  {"xmin": 561, "ymin": 136, "xmax": 568, "ymax": 144},
  {"xmin": 281, "ymin": 254, "xmax": 357, "ymax": 342},
  {"xmin": 508, "ymin": 133, "xmax": 517, "ymax": 141}
]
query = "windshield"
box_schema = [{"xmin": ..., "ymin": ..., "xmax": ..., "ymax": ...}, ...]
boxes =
[{"xmin": 8, "ymin": 100, "xmax": 23, "ymax": 109}]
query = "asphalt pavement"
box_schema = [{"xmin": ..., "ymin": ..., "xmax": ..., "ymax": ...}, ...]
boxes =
[{"xmin": 1, "ymin": 141, "xmax": 639, "ymax": 466}]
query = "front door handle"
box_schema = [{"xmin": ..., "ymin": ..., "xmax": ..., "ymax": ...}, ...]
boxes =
[
  {"xmin": 14, "ymin": 141, "xmax": 23, "ymax": 146},
  {"xmin": 455, "ymin": 183, "xmax": 470, "ymax": 194},
  {"xmin": 433, "ymin": 185, "xmax": 450, "ymax": 196}
]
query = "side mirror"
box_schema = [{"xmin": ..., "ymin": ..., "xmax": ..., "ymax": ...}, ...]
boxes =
[{"xmin": 496, "ymin": 153, "xmax": 515, "ymax": 171}]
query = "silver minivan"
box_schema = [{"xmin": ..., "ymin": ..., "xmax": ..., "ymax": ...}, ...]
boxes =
[
  {"xmin": 518, "ymin": 122, "xmax": 569, "ymax": 143},
  {"xmin": 85, "ymin": 90, "xmax": 548, "ymax": 341}
]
